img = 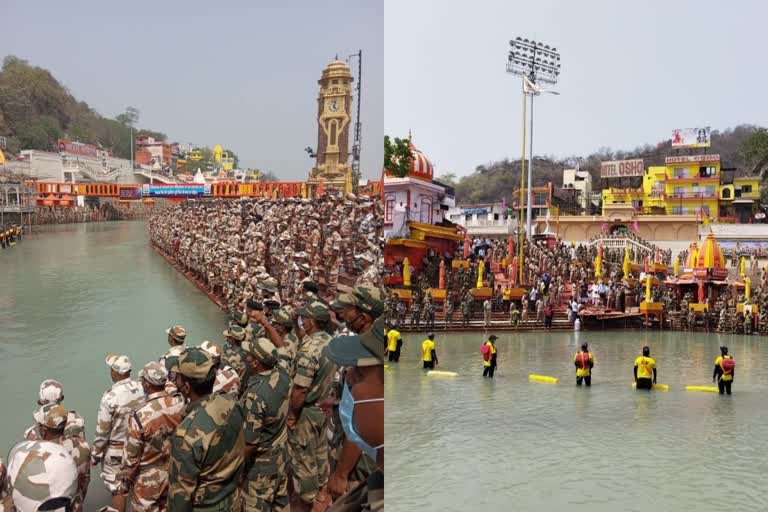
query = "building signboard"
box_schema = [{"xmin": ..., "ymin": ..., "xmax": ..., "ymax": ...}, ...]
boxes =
[
  {"xmin": 142, "ymin": 183, "xmax": 212, "ymax": 197},
  {"xmin": 58, "ymin": 139, "xmax": 99, "ymax": 158},
  {"xmin": 600, "ymin": 159, "xmax": 645, "ymax": 178},
  {"xmin": 119, "ymin": 186, "xmax": 142, "ymax": 200},
  {"xmin": 672, "ymin": 127, "xmax": 711, "ymax": 148},
  {"xmin": 664, "ymin": 154, "xmax": 720, "ymax": 165}
]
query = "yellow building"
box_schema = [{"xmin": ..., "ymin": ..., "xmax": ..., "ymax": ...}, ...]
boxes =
[{"xmin": 602, "ymin": 154, "xmax": 761, "ymax": 223}]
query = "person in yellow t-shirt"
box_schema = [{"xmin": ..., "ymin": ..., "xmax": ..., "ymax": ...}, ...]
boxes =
[
  {"xmin": 573, "ymin": 342, "xmax": 594, "ymax": 387},
  {"xmin": 422, "ymin": 333, "xmax": 437, "ymax": 370},
  {"xmin": 386, "ymin": 325, "xmax": 402, "ymax": 363},
  {"xmin": 481, "ymin": 335, "xmax": 498, "ymax": 378},
  {"xmin": 713, "ymin": 345, "xmax": 735, "ymax": 395},
  {"xmin": 633, "ymin": 346, "xmax": 656, "ymax": 390}
]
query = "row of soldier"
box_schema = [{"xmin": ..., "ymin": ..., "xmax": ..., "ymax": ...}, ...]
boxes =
[{"xmin": 0, "ymin": 283, "xmax": 385, "ymax": 512}]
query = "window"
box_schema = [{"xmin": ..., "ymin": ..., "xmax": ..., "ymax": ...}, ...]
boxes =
[
  {"xmin": 385, "ymin": 199, "xmax": 394, "ymax": 222},
  {"xmin": 721, "ymin": 188, "xmax": 731, "ymax": 199},
  {"xmin": 494, "ymin": 213, "xmax": 499, "ymax": 221},
  {"xmin": 673, "ymin": 167, "xmax": 686, "ymax": 178},
  {"xmin": 743, "ymin": 185, "xmax": 753, "ymax": 193}
]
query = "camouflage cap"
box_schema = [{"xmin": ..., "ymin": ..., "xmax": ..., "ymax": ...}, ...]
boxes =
[
  {"xmin": 272, "ymin": 307, "xmax": 294, "ymax": 327},
  {"xmin": 177, "ymin": 347, "xmax": 215, "ymax": 380},
  {"xmin": 139, "ymin": 361, "xmax": 168, "ymax": 386},
  {"xmin": 164, "ymin": 345, "xmax": 187, "ymax": 374},
  {"xmin": 38, "ymin": 379, "xmax": 64, "ymax": 405},
  {"xmin": 222, "ymin": 325, "xmax": 246, "ymax": 341},
  {"xmin": 229, "ymin": 311, "xmax": 249, "ymax": 327},
  {"xmin": 324, "ymin": 317, "xmax": 385, "ymax": 367},
  {"xmin": 7, "ymin": 440, "xmax": 78, "ymax": 512},
  {"xmin": 330, "ymin": 293, "xmax": 356, "ymax": 310},
  {"xmin": 352, "ymin": 284, "xmax": 384, "ymax": 317},
  {"xmin": 242, "ymin": 338, "xmax": 278, "ymax": 367},
  {"xmin": 259, "ymin": 277, "xmax": 279, "ymax": 293},
  {"xmin": 33, "ymin": 403, "xmax": 68, "ymax": 430},
  {"xmin": 105, "ymin": 354, "xmax": 132, "ymax": 374},
  {"xmin": 200, "ymin": 340, "xmax": 222, "ymax": 361},
  {"xmin": 165, "ymin": 325, "xmax": 187, "ymax": 343},
  {"xmin": 297, "ymin": 301, "xmax": 331, "ymax": 322}
]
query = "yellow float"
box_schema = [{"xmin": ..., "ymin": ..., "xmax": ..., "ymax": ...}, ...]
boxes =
[
  {"xmin": 528, "ymin": 374, "xmax": 559, "ymax": 384},
  {"xmin": 632, "ymin": 382, "xmax": 669, "ymax": 391},
  {"xmin": 685, "ymin": 385, "xmax": 718, "ymax": 393},
  {"xmin": 427, "ymin": 370, "xmax": 458, "ymax": 377}
]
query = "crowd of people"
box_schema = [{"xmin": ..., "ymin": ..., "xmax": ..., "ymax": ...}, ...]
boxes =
[
  {"xmin": 33, "ymin": 203, "xmax": 164, "ymax": 225},
  {"xmin": 0, "ymin": 196, "xmax": 385, "ymax": 512},
  {"xmin": 149, "ymin": 196, "xmax": 382, "ymax": 312}
]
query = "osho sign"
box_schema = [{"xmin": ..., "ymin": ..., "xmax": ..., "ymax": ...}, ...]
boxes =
[{"xmin": 600, "ymin": 159, "xmax": 644, "ymax": 179}]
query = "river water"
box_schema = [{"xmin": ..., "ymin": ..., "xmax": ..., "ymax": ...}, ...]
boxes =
[
  {"xmin": 0, "ymin": 221, "xmax": 225, "ymax": 509},
  {"xmin": 385, "ymin": 330, "xmax": 768, "ymax": 511}
]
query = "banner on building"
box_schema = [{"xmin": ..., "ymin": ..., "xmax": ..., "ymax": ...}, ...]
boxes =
[
  {"xmin": 58, "ymin": 139, "xmax": 101, "ymax": 158},
  {"xmin": 664, "ymin": 154, "xmax": 720, "ymax": 165},
  {"xmin": 671, "ymin": 127, "xmax": 711, "ymax": 148},
  {"xmin": 142, "ymin": 183, "xmax": 212, "ymax": 197},
  {"xmin": 600, "ymin": 159, "xmax": 644, "ymax": 178},
  {"xmin": 119, "ymin": 186, "xmax": 142, "ymax": 200}
]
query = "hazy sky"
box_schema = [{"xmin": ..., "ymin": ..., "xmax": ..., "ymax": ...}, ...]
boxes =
[
  {"xmin": 4, "ymin": 0, "xmax": 383, "ymax": 180},
  {"xmin": 385, "ymin": 0, "xmax": 768, "ymax": 178}
]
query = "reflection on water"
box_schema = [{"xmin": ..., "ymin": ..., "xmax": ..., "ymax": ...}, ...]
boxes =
[{"xmin": 385, "ymin": 330, "xmax": 768, "ymax": 511}]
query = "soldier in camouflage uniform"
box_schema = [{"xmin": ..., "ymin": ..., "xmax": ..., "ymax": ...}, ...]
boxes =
[
  {"xmin": 169, "ymin": 348, "xmax": 245, "ymax": 512},
  {"xmin": 271, "ymin": 307, "xmax": 300, "ymax": 377},
  {"xmin": 91, "ymin": 354, "xmax": 144, "ymax": 506},
  {"xmin": 445, "ymin": 295, "xmax": 454, "ymax": 329},
  {"xmin": 120, "ymin": 362, "xmax": 185, "ymax": 512},
  {"xmin": 287, "ymin": 301, "xmax": 335, "ymax": 512},
  {"xmin": 422, "ymin": 292, "xmax": 435, "ymax": 331},
  {"xmin": 4, "ymin": 440, "xmax": 78, "ymax": 512},
  {"xmin": 222, "ymin": 325, "xmax": 249, "ymax": 385},
  {"xmin": 462, "ymin": 296, "xmax": 472, "ymax": 327},
  {"xmin": 200, "ymin": 341, "xmax": 241, "ymax": 399},
  {"xmin": 29, "ymin": 403, "xmax": 91, "ymax": 512},
  {"xmin": 161, "ymin": 326, "xmax": 188, "ymax": 396},
  {"xmin": 410, "ymin": 298, "xmax": 420, "ymax": 329},
  {"xmin": 240, "ymin": 338, "xmax": 292, "ymax": 512},
  {"xmin": 24, "ymin": 379, "xmax": 86, "ymax": 442},
  {"xmin": 246, "ymin": 300, "xmax": 266, "ymax": 341}
]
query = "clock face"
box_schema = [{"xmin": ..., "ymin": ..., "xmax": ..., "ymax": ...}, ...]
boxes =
[{"xmin": 328, "ymin": 98, "xmax": 340, "ymax": 113}]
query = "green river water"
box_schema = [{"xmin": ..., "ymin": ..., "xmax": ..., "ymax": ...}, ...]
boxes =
[
  {"xmin": 385, "ymin": 330, "xmax": 768, "ymax": 511},
  {"xmin": 0, "ymin": 221, "xmax": 226, "ymax": 509}
]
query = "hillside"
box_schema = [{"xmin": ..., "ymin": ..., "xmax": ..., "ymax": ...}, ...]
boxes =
[
  {"xmin": 442, "ymin": 124, "xmax": 763, "ymax": 204},
  {"xmin": 0, "ymin": 55, "xmax": 164, "ymax": 159}
]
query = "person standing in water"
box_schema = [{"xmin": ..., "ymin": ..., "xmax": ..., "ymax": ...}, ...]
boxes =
[
  {"xmin": 481, "ymin": 335, "xmax": 498, "ymax": 378},
  {"xmin": 633, "ymin": 346, "xmax": 656, "ymax": 390},
  {"xmin": 573, "ymin": 342, "xmax": 594, "ymax": 387},
  {"xmin": 421, "ymin": 333, "xmax": 438, "ymax": 370},
  {"xmin": 713, "ymin": 346, "xmax": 735, "ymax": 395}
]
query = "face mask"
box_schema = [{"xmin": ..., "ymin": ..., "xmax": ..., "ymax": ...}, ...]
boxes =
[{"xmin": 339, "ymin": 382, "xmax": 383, "ymax": 462}]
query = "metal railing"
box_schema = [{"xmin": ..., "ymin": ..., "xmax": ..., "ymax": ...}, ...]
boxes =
[{"xmin": 586, "ymin": 237, "xmax": 654, "ymax": 254}]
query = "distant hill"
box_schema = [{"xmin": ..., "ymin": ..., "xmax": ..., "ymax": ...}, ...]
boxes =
[
  {"xmin": 441, "ymin": 124, "xmax": 763, "ymax": 204},
  {"xmin": 0, "ymin": 55, "xmax": 164, "ymax": 159}
]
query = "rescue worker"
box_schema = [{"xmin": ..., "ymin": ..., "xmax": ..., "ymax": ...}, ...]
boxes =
[
  {"xmin": 573, "ymin": 342, "xmax": 594, "ymax": 387},
  {"xmin": 633, "ymin": 346, "xmax": 657, "ymax": 390},
  {"xmin": 481, "ymin": 335, "xmax": 498, "ymax": 378},
  {"xmin": 713, "ymin": 345, "xmax": 735, "ymax": 395},
  {"xmin": 386, "ymin": 324, "xmax": 402, "ymax": 363},
  {"xmin": 421, "ymin": 333, "xmax": 437, "ymax": 370}
]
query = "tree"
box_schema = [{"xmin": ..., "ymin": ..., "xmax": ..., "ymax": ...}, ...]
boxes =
[
  {"xmin": 116, "ymin": 106, "xmax": 140, "ymax": 127},
  {"xmin": 435, "ymin": 171, "xmax": 457, "ymax": 187},
  {"xmin": 383, "ymin": 135, "xmax": 412, "ymax": 178},
  {"xmin": 136, "ymin": 129, "xmax": 167, "ymax": 141},
  {"xmin": 742, "ymin": 128, "xmax": 768, "ymax": 178},
  {"xmin": 16, "ymin": 116, "xmax": 62, "ymax": 150},
  {"xmin": 260, "ymin": 171, "xmax": 279, "ymax": 182}
]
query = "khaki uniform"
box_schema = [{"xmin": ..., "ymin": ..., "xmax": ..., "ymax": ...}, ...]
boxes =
[
  {"xmin": 92, "ymin": 379, "xmax": 144, "ymax": 493},
  {"xmin": 121, "ymin": 391, "xmax": 186, "ymax": 512},
  {"xmin": 213, "ymin": 365, "xmax": 241, "ymax": 399},
  {"xmin": 288, "ymin": 330, "xmax": 335, "ymax": 504}
]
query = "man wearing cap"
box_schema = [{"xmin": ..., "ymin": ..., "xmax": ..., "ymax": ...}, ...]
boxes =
[
  {"xmin": 322, "ymin": 318, "xmax": 384, "ymax": 512},
  {"xmin": 222, "ymin": 325, "xmax": 249, "ymax": 385},
  {"xmin": 269, "ymin": 307, "xmax": 300, "ymax": 376},
  {"xmin": 239, "ymin": 338, "xmax": 292, "ymax": 512},
  {"xmin": 246, "ymin": 299, "xmax": 266, "ymax": 340},
  {"xmin": 169, "ymin": 348, "xmax": 245, "ymax": 512},
  {"xmin": 201, "ymin": 341, "xmax": 242, "ymax": 399},
  {"xmin": 330, "ymin": 285, "xmax": 383, "ymax": 336},
  {"xmin": 92, "ymin": 354, "xmax": 144, "ymax": 505},
  {"xmin": 24, "ymin": 379, "xmax": 86, "ymax": 442},
  {"xmin": 287, "ymin": 301, "xmax": 335, "ymax": 512},
  {"xmin": 161, "ymin": 326, "xmax": 188, "ymax": 396},
  {"xmin": 230, "ymin": 311, "xmax": 249, "ymax": 330},
  {"xmin": 120, "ymin": 362, "xmax": 185, "ymax": 512},
  {"xmin": 4, "ymin": 440, "xmax": 79, "ymax": 512},
  {"xmin": 31, "ymin": 403, "xmax": 91, "ymax": 512},
  {"xmin": 354, "ymin": 252, "xmax": 380, "ymax": 288}
]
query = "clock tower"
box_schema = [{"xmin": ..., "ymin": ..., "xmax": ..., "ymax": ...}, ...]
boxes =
[{"xmin": 308, "ymin": 59, "xmax": 354, "ymax": 194}]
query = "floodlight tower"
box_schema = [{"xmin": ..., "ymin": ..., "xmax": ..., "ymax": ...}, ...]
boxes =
[{"xmin": 507, "ymin": 37, "xmax": 561, "ymax": 242}]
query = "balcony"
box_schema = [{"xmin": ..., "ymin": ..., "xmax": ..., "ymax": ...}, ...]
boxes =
[
  {"xmin": 664, "ymin": 192, "xmax": 717, "ymax": 200},
  {"xmin": 459, "ymin": 217, "xmax": 518, "ymax": 237},
  {"xmin": 665, "ymin": 175, "xmax": 719, "ymax": 182}
]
